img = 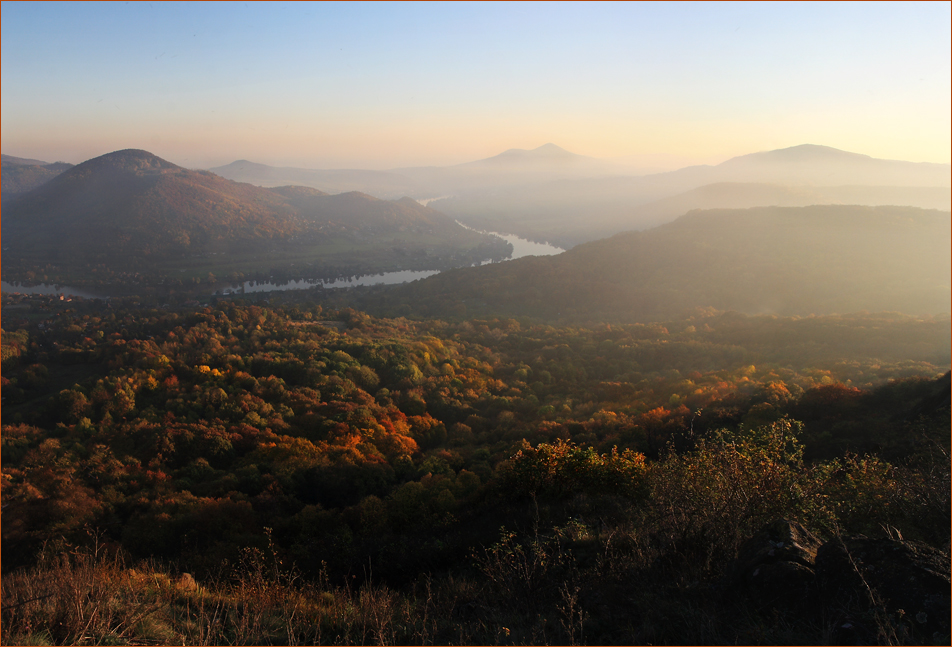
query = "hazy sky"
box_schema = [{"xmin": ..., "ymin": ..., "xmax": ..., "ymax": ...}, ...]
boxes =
[{"xmin": 2, "ymin": 1, "xmax": 949, "ymax": 170}]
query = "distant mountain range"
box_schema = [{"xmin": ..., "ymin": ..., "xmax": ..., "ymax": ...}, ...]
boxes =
[
  {"xmin": 8, "ymin": 145, "xmax": 948, "ymax": 246},
  {"xmin": 470, "ymin": 143, "xmax": 587, "ymax": 165},
  {"xmin": 607, "ymin": 182, "xmax": 952, "ymax": 234},
  {"xmin": 1, "ymin": 149, "xmax": 507, "ymax": 277},
  {"xmin": 355, "ymin": 204, "xmax": 952, "ymax": 323},
  {"xmin": 694, "ymin": 144, "xmax": 951, "ymax": 186},
  {"xmin": 203, "ymin": 143, "xmax": 952, "ymax": 248},
  {"xmin": 429, "ymin": 144, "xmax": 952, "ymax": 247},
  {"xmin": 207, "ymin": 144, "xmax": 621, "ymax": 199},
  {"xmin": 448, "ymin": 142, "xmax": 618, "ymax": 175},
  {"xmin": 208, "ymin": 160, "xmax": 423, "ymax": 200}
]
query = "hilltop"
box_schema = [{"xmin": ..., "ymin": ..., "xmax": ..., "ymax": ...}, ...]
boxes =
[
  {"xmin": 459, "ymin": 143, "xmax": 601, "ymax": 169},
  {"xmin": 1, "ymin": 149, "xmax": 510, "ymax": 286},
  {"xmin": 3, "ymin": 149, "xmax": 306, "ymax": 262},
  {"xmin": 710, "ymin": 143, "xmax": 952, "ymax": 186}
]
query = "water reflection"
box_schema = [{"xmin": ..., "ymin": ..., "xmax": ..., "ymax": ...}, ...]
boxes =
[
  {"xmin": 490, "ymin": 231, "xmax": 564, "ymax": 258},
  {"xmin": 456, "ymin": 223, "xmax": 564, "ymax": 259},
  {"xmin": 1, "ymin": 281, "xmax": 106, "ymax": 299},
  {"xmin": 1, "ymin": 232, "xmax": 564, "ymax": 299},
  {"xmin": 220, "ymin": 269, "xmax": 440, "ymax": 295}
]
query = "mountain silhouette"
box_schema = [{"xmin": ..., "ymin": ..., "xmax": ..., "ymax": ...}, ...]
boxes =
[
  {"xmin": 209, "ymin": 160, "xmax": 421, "ymax": 199},
  {"xmin": 2, "ymin": 149, "xmax": 500, "ymax": 272}
]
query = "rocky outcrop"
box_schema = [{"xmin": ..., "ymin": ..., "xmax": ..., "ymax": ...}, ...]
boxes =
[
  {"xmin": 816, "ymin": 536, "xmax": 950, "ymax": 643},
  {"xmin": 731, "ymin": 520, "xmax": 951, "ymax": 644},
  {"xmin": 732, "ymin": 519, "xmax": 822, "ymax": 607}
]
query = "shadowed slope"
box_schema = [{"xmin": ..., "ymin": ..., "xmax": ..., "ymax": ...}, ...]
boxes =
[
  {"xmin": 3, "ymin": 149, "xmax": 305, "ymax": 261},
  {"xmin": 2, "ymin": 150, "xmax": 508, "ymax": 278},
  {"xmin": 373, "ymin": 205, "xmax": 951, "ymax": 322}
]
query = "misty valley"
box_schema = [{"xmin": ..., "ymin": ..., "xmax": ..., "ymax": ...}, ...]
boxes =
[
  {"xmin": 1, "ymin": 143, "xmax": 950, "ymax": 646},
  {"xmin": 0, "ymin": 230, "xmax": 563, "ymax": 300}
]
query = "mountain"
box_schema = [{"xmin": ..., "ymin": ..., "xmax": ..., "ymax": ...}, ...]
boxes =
[
  {"xmin": 2, "ymin": 154, "xmax": 50, "ymax": 166},
  {"xmin": 3, "ymin": 149, "xmax": 305, "ymax": 263},
  {"xmin": 393, "ymin": 143, "xmax": 625, "ymax": 195},
  {"xmin": 208, "ymin": 160, "xmax": 421, "ymax": 200},
  {"xmin": 1, "ymin": 155, "xmax": 74, "ymax": 200},
  {"xmin": 209, "ymin": 145, "xmax": 620, "ymax": 202},
  {"xmin": 707, "ymin": 144, "xmax": 951, "ymax": 186},
  {"xmin": 460, "ymin": 143, "xmax": 602, "ymax": 169},
  {"xmin": 2, "ymin": 149, "xmax": 508, "ymax": 277},
  {"xmin": 594, "ymin": 182, "xmax": 952, "ymax": 238},
  {"xmin": 431, "ymin": 145, "xmax": 952, "ymax": 247},
  {"xmin": 270, "ymin": 186, "xmax": 468, "ymax": 233},
  {"xmin": 210, "ymin": 143, "xmax": 950, "ymax": 236},
  {"xmin": 359, "ymin": 204, "xmax": 951, "ymax": 323}
]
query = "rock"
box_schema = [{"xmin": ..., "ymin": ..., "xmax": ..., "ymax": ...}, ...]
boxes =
[
  {"xmin": 816, "ymin": 536, "xmax": 950, "ymax": 641},
  {"xmin": 176, "ymin": 572, "xmax": 199, "ymax": 592},
  {"xmin": 733, "ymin": 519, "xmax": 823, "ymax": 606}
]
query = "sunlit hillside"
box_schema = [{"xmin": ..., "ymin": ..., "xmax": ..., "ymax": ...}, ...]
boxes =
[{"xmin": 350, "ymin": 204, "xmax": 952, "ymax": 322}]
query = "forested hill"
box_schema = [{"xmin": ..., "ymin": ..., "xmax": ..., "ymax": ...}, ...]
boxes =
[
  {"xmin": 355, "ymin": 204, "xmax": 952, "ymax": 322},
  {"xmin": 1, "ymin": 149, "xmax": 505, "ymax": 277},
  {"xmin": 2, "ymin": 149, "xmax": 309, "ymax": 262},
  {"xmin": 269, "ymin": 186, "xmax": 473, "ymax": 235},
  {"xmin": 1, "ymin": 156, "xmax": 74, "ymax": 201}
]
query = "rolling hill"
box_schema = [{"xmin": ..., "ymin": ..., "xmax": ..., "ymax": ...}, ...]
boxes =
[
  {"xmin": 713, "ymin": 144, "xmax": 951, "ymax": 186},
  {"xmin": 1, "ymin": 155, "xmax": 74, "ymax": 201},
  {"xmin": 354, "ymin": 204, "xmax": 952, "ymax": 323},
  {"xmin": 1, "ymin": 149, "xmax": 509, "ymax": 280},
  {"xmin": 392, "ymin": 143, "xmax": 626, "ymax": 195},
  {"xmin": 2, "ymin": 154, "xmax": 51, "ymax": 166},
  {"xmin": 3, "ymin": 149, "xmax": 306, "ymax": 262},
  {"xmin": 209, "ymin": 160, "xmax": 422, "ymax": 200},
  {"xmin": 206, "ymin": 143, "xmax": 949, "ymax": 249},
  {"xmin": 429, "ymin": 144, "xmax": 952, "ymax": 247},
  {"xmin": 583, "ymin": 182, "xmax": 952, "ymax": 240}
]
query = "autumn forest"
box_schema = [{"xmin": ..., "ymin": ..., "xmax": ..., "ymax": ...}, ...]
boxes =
[{"xmin": 1, "ymin": 282, "xmax": 949, "ymax": 644}]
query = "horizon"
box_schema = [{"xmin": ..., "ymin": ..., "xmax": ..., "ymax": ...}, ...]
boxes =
[
  {"xmin": 6, "ymin": 141, "xmax": 951, "ymax": 176},
  {"xmin": 2, "ymin": 2, "xmax": 950, "ymax": 169}
]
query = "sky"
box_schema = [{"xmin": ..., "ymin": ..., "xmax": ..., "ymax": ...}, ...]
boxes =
[{"xmin": 2, "ymin": 1, "xmax": 950, "ymax": 170}]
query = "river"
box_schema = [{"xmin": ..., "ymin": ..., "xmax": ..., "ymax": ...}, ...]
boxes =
[{"xmin": 1, "ymin": 231, "xmax": 564, "ymax": 298}]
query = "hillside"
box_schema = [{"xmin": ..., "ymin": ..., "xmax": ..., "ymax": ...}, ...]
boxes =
[
  {"xmin": 2, "ymin": 149, "xmax": 307, "ymax": 263},
  {"xmin": 596, "ymin": 182, "xmax": 952, "ymax": 235},
  {"xmin": 394, "ymin": 143, "xmax": 626, "ymax": 196},
  {"xmin": 354, "ymin": 204, "xmax": 952, "ymax": 322},
  {"xmin": 1, "ymin": 156, "xmax": 74, "ymax": 201},
  {"xmin": 456, "ymin": 143, "xmax": 611, "ymax": 172},
  {"xmin": 270, "ymin": 186, "xmax": 471, "ymax": 236},
  {"xmin": 203, "ymin": 144, "xmax": 952, "ymax": 248},
  {"xmin": 2, "ymin": 294, "xmax": 949, "ymax": 645},
  {"xmin": 431, "ymin": 144, "xmax": 952, "ymax": 247},
  {"xmin": 1, "ymin": 149, "xmax": 509, "ymax": 283},
  {"xmin": 714, "ymin": 144, "xmax": 952, "ymax": 186},
  {"xmin": 209, "ymin": 160, "xmax": 421, "ymax": 199},
  {"xmin": 1, "ymin": 153, "xmax": 50, "ymax": 166}
]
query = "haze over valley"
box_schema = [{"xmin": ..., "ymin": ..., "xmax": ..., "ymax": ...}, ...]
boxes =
[{"xmin": 2, "ymin": 3, "xmax": 949, "ymax": 646}]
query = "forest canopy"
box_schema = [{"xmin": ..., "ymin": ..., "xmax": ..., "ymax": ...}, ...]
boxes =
[{"xmin": 2, "ymin": 290, "xmax": 949, "ymax": 644}]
